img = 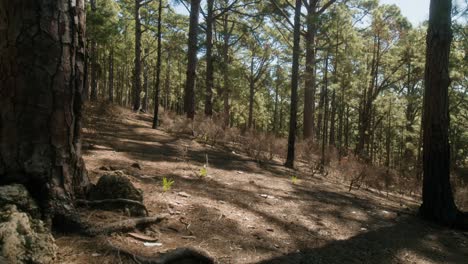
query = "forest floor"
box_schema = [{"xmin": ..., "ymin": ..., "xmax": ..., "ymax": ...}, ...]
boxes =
[{"xmin": 55, "ymin": 103, "xmax": 468, "ymax": 264}]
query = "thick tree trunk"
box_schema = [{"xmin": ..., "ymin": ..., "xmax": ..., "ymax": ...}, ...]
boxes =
[
  {"xmin": 285, "ymin": 0, "xmax": 302, "ymax": 168},
  {"xmin": 184, "ymin": 0, "xmax": 201, "ymax": 119},
  {"xmin": 204, "ymin": 0, "xmax": 214, "ymax": 117},
  {"xmin": 303, "ymin": 5, "xmax": 317, "ymax": 140},
  {"xmin": 419, "ymin": 0, "xmax": 463, "ymax": 227},
  {"xmin": 153, "ymin": 0, "xmax": 163, "ymax": 129},
  {"xmin": 0, "ymin": 0, "xmax": 90, "ymax": 223}
]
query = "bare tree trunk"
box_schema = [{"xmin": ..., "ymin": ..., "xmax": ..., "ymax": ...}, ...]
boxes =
[
  {"xmin": 0, "ymin": 0, "xmax": 90, "ymax": 224},
  {"xmin": 108, "ymin": 48, "xmax": 114, "ymax": 103},
  {"xmin": 320, "ymin": 54, "xmax": 330, "ymax": 167},
  {"xmin": 285, "ymin": 0, "xmax": 302, "ymax": 168},
  {"xmin": 184, "ymin": 0, "xmax": 201, "ymax": 119},
  {"xmin": 419, "ymin": 0, "xmax": 464, "ymax": 228},
  {"xmin": 152, "ymin": 0, "xmax": 163, "ymax": 129},
  {"xmin": 143, "ymin": 47, "xmax": 149, "ymax": 112},
  {"xmin": 164, "ymin": 54, "xmax": 171, "ymax": 111},
  {"xmin": 273, "ymin": 66, "xmax": 281, "ymax": 134},
  {"xmin": 222, "ymin": 13, "xmax": 231, "ymax": 128},
  {"xmin": 303, "ymin": 6, "xmax": 317, "ymax": 140},
  {"xmin": 133, "ymin": 0, "xmax": 143, "ymax": 111},
  {"xmin": 329, "ymin": 89, "xmax": 336, "ymax": 146},
  {"xmin": 89, "ymin": 0, "xmax": 98, "ymax": 102},
  {"xmin": 248, "ymin": 57, "xmax": 255, "ymax": 129},
  {"xmin": 204, "ymin": 0, "xmax": 214, "ymax": 116}
]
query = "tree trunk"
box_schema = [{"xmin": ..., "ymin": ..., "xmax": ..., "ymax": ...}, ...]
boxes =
[
  {"xmin": 273, "ymin": 67, "xmax": 280, "ymax": 134},
  {"xmin": 133, "ymin": 0, "xmax": 143, "ymax": 111},
  {"xmin": 184, "ymin": 0, "xmax": 201, "ymax": 119},
  {"xmin": 108, "ymin": 48, "xmax": 114, "ymax": 103},
  {"xmin": 329, "ymin": 89, "xmax": 336, "ymax": 146},
  {"xmin": 303, "ymin": 4, "xmax": 317, "ymax": 140},
  {"xmin": 89, "ymin": 0, "xmax": 98, "ymax": 102},
  {"xmin": 248, "ymin": 57, "xmax": 255, "ymax": 129},
  {"xmin": 153, "ymin": 0, "xmax": 163, "ymax": 129},
  {"xmin": 204, "ymin": 0, "xmax": 214, "ymax": 117},
  {"xmin": 222, "ymin": 13, "xmax": 231, "ymax": 128},
  {"xmin": 285, "ymin": 0, "xmax": 302, "ymax": 168},
  {"xmin": 143, "ymin": 47, "xmax": 149, "ymax": 112},
  {"xmin": 419, "ymin": 0, "xmax": 463, "ymax": 227},
  {"xmin": 164, "ymin": 54, "xmax": 171, "ymax": 111},
  {"xmin": 84, "ymin": 45, "xmax": 90, "ymax": 101},
  {"xmin": 320, "ymin": 54, "xmax": 330, "ymax": 167},
  {"xmin": 0, "ymin": 0, "xmax": 90, "ymax": 224}
]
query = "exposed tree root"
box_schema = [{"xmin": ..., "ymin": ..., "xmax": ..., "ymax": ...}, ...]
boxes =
[
  {"xmin": 84, "ymin": 215, "xmax": 168, "ymax": 236},
  {"xmin": 107, "ymin": 241, "xmax": 215, "ymax": 264},
  {"xmin": 76, "ymin": 198, "xmax": 149, "ymax": 216}
]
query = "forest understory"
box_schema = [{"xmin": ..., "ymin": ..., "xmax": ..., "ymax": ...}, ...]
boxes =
[{"xmin": 54, "ymin": 103, "xmax": 468, "ymax": 264}]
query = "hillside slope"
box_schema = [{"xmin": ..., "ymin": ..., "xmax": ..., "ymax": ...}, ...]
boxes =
[{"xmin": 55, "ymin": 104, "xmax": 468, "ymax": 264}]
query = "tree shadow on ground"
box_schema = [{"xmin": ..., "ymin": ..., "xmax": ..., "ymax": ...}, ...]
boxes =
[
  {"xmin": 83, "ymin": 110, "xmax": 291, "ymax": 177},
  {"xmin": 256, "ymin": 217, "xmax": 468, "ymax": 264},
  {"xmin": 82, "ymin": 105, "xmax": 468, "ymax": 263}
]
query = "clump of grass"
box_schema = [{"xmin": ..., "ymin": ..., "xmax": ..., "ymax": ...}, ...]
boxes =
[
  {"xmin": 162, "ymin": 177, "xmax": 174, "ymax": 192},
  {"xmin": 291, "ymin": 175, "xmax": 298, "ymax": 185},
  {"xmin": 199, "ymin": 166, "xmax": 208, "ymax": 177}
]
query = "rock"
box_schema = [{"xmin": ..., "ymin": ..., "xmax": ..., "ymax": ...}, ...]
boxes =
[
  {"xmin": 88, "ymin": 175, "xmax": 143, "ymax": 202},
  {"xmin": 131, "ymin": 163, "xmax": 142, "ymax": 170},
  {"xmin": 178, "ymin": 192, "xmax": 191, "ymax": 198},
  {"xmin": 99, "ymin": 166, "xmax": 110, "ymax": 171},
  {"xmin": 0, "ymin": 201, "xmax": 57, "ymax": 263},
  {"xmin": 0, "ymin": 184, "xmax": 41, "ymax": 219}
]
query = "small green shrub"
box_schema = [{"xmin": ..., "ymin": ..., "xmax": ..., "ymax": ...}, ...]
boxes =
[
  {"xmin": 291, "ymin": 175, "xmax": 298, "ymax": 185},
  {"xmin": 162, "ymin": 177, "xmax": 174, "ymax": 192},
  {"xmin": 199, "ymin": 166, "xmax": 208, "ymax": 177}
]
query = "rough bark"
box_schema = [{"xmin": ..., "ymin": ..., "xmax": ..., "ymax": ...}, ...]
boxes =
[
  {"xmin": 329, "ymin": 89, "xmax": 336, "ymax": 146},
  {"xmin": 153, "ymin": 0, "xmax": 163, "ymax": 129},
  {"xmin": 285, "ymin": 0, "xmax": 302, "ymax": 168},
  {"xmin": 303, "ymin": 3, "xmax": 317, "ymax": 140},
  {"xmin": 222, "ymin": 12, "xmax": 231, "ymax": 128},
  {"xmin": 143, "ymin": 47, "xmax": 149, "ymax": 112},
  {"xmin": 108, "ymin": 48, "xmax": 114, "ymax": 103},
  {"xmin": 133, "ymin": 0, "xmax": 143, "ymax": 111},
  {"xmin": 164, "ymin": 55, "xmax": 171, "ymax": 111},
  {"xmin": 204, "ymin": 0, "xmax": 214, "ymax": 117},
  {"xmin": 89, "ymin": 0, "xmax": 98, "ymax": 102},
  {"xmin": 0, "ymin": 0, "xmax": 90, "ymax": 223},
  {"xmin": 184, "ymin": 0, "xmax": 201, "ymax": 119},
  {"xmin": 419, "ymin": 0, "xmax": 465, "ymax": 228}
]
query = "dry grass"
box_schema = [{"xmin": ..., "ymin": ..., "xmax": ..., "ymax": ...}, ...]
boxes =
[{"xmin": 150, "ymin": 107, "xmax": 466, "ymax": 208}]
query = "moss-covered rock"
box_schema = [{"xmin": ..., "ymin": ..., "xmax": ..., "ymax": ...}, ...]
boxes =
[
  {"xmin": 0, "ymin": 185, "xmax": 57, "ymax": 264},
  {"xmin": 0, "ymin": 184, "xmax": 40, "ymax": 219}
]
